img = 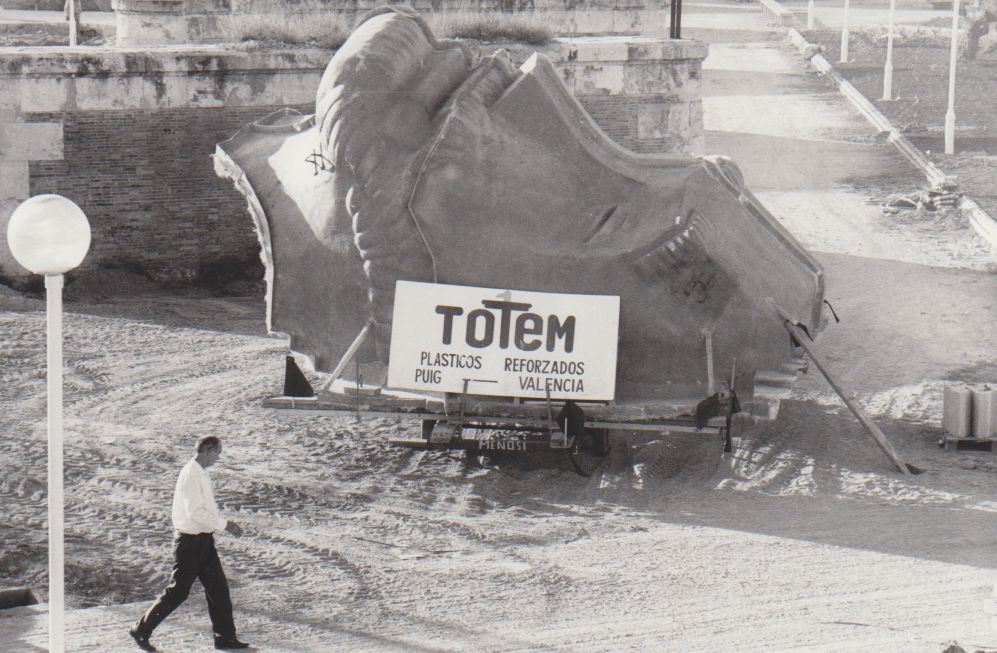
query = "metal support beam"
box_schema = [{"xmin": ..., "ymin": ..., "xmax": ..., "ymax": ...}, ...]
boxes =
[
  {"xmin": 781, "ymin": 318, "xmax": 911, "ymax": 475},
  {"xmin": 319, "ymin": 319, "xmax": 373, "ymax": 393},
  {"xmin": 945, "ymin": 0, "xmax": 962, "ymax": 154}
]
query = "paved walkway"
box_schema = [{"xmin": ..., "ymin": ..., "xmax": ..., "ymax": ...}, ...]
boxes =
[
  {"xmin": 688, "ymin": 2, "xmax": 994, "ymax": 269},
  {"xmin": 778, "ymin": 0, "xmax": 954, "ymax": 30}
]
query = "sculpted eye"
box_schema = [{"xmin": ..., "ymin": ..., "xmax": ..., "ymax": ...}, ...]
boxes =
[{"xmin": 581, "ymin": 205, "xmax": 619, "ymax": 244}]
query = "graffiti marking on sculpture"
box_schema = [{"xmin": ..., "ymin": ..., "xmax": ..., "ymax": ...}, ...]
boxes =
[{"xmin": 305, "ymin": 149, "xmax": 335, "ymax": 176}]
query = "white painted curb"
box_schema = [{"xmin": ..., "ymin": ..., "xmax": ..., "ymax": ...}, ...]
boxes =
[
  {"xmin": 775, "ymin": 10, "xmax": 997, "ymax": 253},
  {"xmin": 759, "ymin": 0, "xmax": 795, "ymax": 25}
]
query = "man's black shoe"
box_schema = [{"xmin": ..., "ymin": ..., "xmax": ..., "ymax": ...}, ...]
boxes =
[
  {"xmin": 214, "ymin": 637, "xmax": 251, "ymax": 650},
  {"xmin": 128, "ymin": 626, "xmax": 156, "ymax": 651}
]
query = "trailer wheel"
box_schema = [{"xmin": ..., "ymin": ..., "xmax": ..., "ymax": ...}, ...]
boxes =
[
  {"xmin": 421, "ymin": 419, "xmax": 437, "ymax": 441},
  {"xmin": 464, "ymin": 446, "xmax": 484, "ymax": 468},
  {"xmin": 582, "ymin": 428, "xmax": 612, "ymax": 457}
]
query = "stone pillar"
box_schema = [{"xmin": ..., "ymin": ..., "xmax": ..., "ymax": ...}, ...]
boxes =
[
  {"xmin": 0, "ymin": 71, "xmax": 67, "ymax": 282},
  {"xmin": 185, "ymin": 0, "xmax": 232, "ymax": 43},
  {"xmin": 113, "ymin": 0, "xmax": 187, "ymax": 46},
  {"xmin": 0, "ymin": 131, "xmax": 65, "ymax": 280},
  {"xmin": 0, "ymin": 78, "xmax": 24, "ymax": 279}
]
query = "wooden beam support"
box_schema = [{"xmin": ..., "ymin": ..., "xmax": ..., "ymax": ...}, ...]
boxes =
[
  {"xmin": 703, "ymin": 328, "xmax": 715, "ymax": 395},
  {"xmin": 320, "ymin": 319, "xmax": 373, "ymax": 393},
  {"xmin": 781, "ymin": 319, "xmax": 911, "ymax": 475}
]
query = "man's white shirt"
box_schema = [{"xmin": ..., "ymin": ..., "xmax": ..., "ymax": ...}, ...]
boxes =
[{"xmin": 172, "ymin": 458, "xmax": 228, "ymax": 535}]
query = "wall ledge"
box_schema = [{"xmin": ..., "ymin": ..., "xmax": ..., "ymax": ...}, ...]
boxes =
[{"xmin": 0, "ymin": 36, "xmax": 707, "ymax": 77}]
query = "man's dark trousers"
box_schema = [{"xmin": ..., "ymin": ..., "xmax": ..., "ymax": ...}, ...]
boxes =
[{"xmin": 135, "ymin": 532, "xmax": 236, "ymax": 640}]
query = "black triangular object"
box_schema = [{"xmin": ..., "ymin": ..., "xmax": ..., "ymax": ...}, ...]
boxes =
[
  {"xmin": 556, "ymin": 400, "xmax": 586, "ymax": 438},
  {"xmin": 283, "ymin": 356, "xmax": 315, "ymax": 397},
  {"xmin": 695, "ymin": 393, "xmax": 722, "ymax": 430}
]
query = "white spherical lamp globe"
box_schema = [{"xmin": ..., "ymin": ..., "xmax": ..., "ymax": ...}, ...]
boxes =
[{"xmin": 6, "ymin": 195, "xmax": 91, "ymax": 275}]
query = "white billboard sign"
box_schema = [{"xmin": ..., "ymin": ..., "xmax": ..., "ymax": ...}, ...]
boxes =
[{"xmin": 387, "ymin": 281, "xmax": 620, "ymax": 400}]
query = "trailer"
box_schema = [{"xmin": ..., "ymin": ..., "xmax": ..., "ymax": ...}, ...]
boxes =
[
  {"xmin": 265, "ymin": 317, "xmax": 911, "ymax": 476},
  {"xmin": 266, "ymin": 301, "xmax": 753, "ymax": 469},
  {"xmin": 266, "ymin": 390, "xmax": 741, "ymax": 473}
]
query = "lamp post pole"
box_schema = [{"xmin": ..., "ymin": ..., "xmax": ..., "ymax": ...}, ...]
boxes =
[
  {"xmin": 69, "ymin": 0, "xmax": 78, "ymax": 47},
  {"xmin": 840, "ymin": 0, "xmax": 851, "ymax": 62},
  {"xmin": 808, "ymin": 0, "xmax": 815, "ymax": 30},
  {"xmin": 46, "ymin": 273, "xmax": 66, "ymax": 653},
  {"xmin": 6, "ymin": 194, "xmax": 90, "ymax": 653},
  {"xmin": 883, "ymin": 0, "xmax": 896, "ymax": 99},
  {"xmin": 945, "ymin": 0, "xmax": 961, "ymax": 154}
]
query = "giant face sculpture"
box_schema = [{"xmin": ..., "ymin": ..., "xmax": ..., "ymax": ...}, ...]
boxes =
[{"xmin": 216, "ymin": 6, "xmax": 824, "ymax": 405}]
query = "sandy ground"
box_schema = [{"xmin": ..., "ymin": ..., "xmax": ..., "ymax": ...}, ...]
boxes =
[
  {"xmin": 1, "ymin": 277, "xmax": 996, "ymax": 653},
  {"xmin": 2, "ymin": 4, "xmax": 997, "ymax": 653}
]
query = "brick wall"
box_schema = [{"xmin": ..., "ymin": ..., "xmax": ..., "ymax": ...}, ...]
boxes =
[
  {"xmin": 0, "ymin": 38, "xmax": 705, "ymax": 284},
  {"xmin": 0, "ymin": 48, "xmax": 326, "ymax": 283},
  {"xmin": 27, "ymin": 105, "xmax": 310, "ymax": 282}
]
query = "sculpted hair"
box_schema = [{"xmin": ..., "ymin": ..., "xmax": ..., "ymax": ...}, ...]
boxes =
[{"xmin": 197, "ymin": 435, "xmax": 222, "ymax": 453}]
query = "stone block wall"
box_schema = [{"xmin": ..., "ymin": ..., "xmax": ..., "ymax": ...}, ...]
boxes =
[
  {"xmin": 0, "ymin": 38, "xmax": 705, "ymax": 283},
  {"xmin": 25, "ymin": 107, "xmax": 310, "ymax": 283}
]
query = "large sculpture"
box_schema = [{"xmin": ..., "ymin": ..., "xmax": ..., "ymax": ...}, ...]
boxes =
[{"xmin": 215, "ymin": 6, "xmax": 825, "ymax": 406}]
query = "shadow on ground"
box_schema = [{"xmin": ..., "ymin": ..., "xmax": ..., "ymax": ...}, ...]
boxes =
[{"xmin": 466, "ymin": 397, "xmax": 997, "ymax": 570}]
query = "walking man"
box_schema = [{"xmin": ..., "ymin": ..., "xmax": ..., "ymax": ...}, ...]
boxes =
[{"xmin": 129, "ymin": 436, "xmax": 250, "ymax": 651}]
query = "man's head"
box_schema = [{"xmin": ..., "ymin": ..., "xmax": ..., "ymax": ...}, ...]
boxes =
[{"xmin": 195, "ymin": 435, "xmax": 222, "ymax": 468}]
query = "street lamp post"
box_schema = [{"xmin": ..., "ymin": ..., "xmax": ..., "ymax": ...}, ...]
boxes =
[
  {"xmin": 68, "ymin": 0, "xmax": 79, "ymax": 47},
  {"xmin": 808, "ymin": 0, "xmax": 815, "ymax": 30},
  {"xmin": 945, "ymin": 0, "xmax": 962, "ymax": 154},
  {"xmin": 840, "ymin": 0, "xmax": 851, "ymax": 62},
  {"xmin": 883, "ymin": 0, "xmax": 897, "ymax": 99},
  {"xmin": 6, "ymin": 194, "xmax": 91, "ymax": 653}
]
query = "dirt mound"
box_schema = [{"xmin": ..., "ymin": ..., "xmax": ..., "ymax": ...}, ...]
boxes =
[
  {"xmin": 0, "ymin": 284, "xmax": 43, "ymax": 311},
  {"xmin": 63, "ymin": 267, "xmax": 163, "ymax": 303}
]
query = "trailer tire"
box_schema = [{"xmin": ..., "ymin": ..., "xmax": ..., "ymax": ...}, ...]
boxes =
[{"xmin": 583, "ymin": 428, "xmax": 612, "ymax": 457}]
